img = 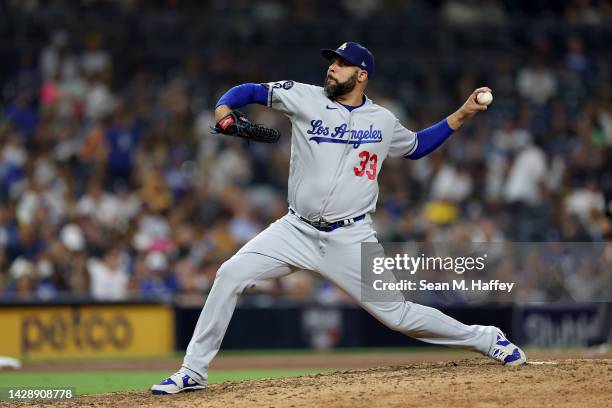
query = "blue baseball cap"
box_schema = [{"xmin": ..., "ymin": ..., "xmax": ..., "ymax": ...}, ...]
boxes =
[{"xmin": 321, "ymin": 42, "xmax": 375, "ymax": 78}]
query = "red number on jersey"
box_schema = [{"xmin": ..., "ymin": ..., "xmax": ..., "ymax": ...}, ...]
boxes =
[
  {"xmin": 366, "ymin": 153, "xmax": 378, "ymax": 180},
  {"xmin": 354, "ymin": 150, "xmax": 368, "ymax": 177},
  {"xmin": 353, "ymin": 150, "xmax": 378, "ymax": 180}
]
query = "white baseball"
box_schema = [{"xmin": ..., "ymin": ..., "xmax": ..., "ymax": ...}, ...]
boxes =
[{"xmin": 476, "ymin": 91, "xmax": 493, "ymax": 106}]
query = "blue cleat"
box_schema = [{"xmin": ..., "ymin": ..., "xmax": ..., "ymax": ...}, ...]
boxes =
[
  {"xmin": 489, "ymin": 329, "xmax": 528, "ymax": 366},
  {"xmin": 151, "ymin": 372, "xmax": 207, "ymax": 395}
]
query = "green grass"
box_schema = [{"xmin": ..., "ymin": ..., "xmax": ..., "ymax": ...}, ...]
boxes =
[
  {"xmin": 20, "ymin": 347, "xmax": 459, "ymax": 364},
  {"xmin": 0, "ymin": 369, "xmax": 329, "ymax": 395}
]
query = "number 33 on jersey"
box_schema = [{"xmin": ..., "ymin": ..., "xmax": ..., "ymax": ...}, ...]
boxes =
[{"xmin": 354, "ymin": 150, "xmax": 378, "ymax": 180}]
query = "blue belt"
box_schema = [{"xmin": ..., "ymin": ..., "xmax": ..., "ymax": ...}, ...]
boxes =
[{"xmin": 289, "ymin": 208, "xmax": 366, "ymax": 232}]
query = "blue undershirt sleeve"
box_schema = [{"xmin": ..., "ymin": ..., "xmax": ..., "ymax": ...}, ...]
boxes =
[
  {"xmin": 215, "ymin": 83, "xmax": 268, "ymax": 109},
  {"xmin": 406, "ymin": 119, "xmax": 455, "ymax": 159}
]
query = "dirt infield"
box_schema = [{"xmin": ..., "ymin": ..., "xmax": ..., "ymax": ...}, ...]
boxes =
[{"xmin": 8, "ymin": 358, "xmax": 612, "ymax": 408}]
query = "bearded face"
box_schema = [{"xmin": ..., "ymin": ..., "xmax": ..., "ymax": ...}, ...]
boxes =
[{"xmin": 324, "ymin": 71, "xmax": 358, "ymax": 99}]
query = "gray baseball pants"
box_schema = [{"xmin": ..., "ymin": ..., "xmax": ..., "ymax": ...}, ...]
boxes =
[{"xmin": 181, "ymin": 212, "xmax": 497, "ymax": 384}]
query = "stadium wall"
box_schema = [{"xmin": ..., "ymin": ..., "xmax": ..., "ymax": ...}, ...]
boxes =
[{"xmin": 0, "ymin": 302, "xmax": 599, "ymax": 358}]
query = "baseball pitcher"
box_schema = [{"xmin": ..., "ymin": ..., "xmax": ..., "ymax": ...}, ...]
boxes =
[{"xmin": 152, "ymin": 42, "xmax": 527, "ymax": 395}]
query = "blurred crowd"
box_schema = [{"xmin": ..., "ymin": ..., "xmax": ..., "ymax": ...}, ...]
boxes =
[{"xmin": 0, "ymin": 0, "xmax": 611, "ymax": 303}]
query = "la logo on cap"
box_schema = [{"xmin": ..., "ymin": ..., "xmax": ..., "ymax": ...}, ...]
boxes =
[{"xmin": 338, "ymin": 42, "xmax": 347, "ymax": 50}]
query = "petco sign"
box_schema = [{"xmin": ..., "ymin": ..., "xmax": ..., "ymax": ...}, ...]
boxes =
[{"xmin": 0, "ymin": 304, "xmax": 174, "ymax": 358}]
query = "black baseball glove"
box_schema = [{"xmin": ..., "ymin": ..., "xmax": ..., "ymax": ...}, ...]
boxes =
[{"xmin": 212, "ymin": 111, "xmax": 280, "ymax": 143}]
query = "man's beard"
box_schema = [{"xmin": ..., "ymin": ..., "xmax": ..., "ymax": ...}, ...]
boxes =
[{"xmin": 324, "ymin": 72, "xmax": 357, "ymax": 99}]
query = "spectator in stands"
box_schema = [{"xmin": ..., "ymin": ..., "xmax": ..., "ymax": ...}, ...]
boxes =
[
  {"xmin": 87, "ymin": 246, "xmax": 130, "ymax": 301},
  {"xmin": 4, "ymin": 257, "xmax": 36, "ymax": 300},
  {"xmin": 5, "ymin": 92, "xmax": 38, "ymax": 142},
  {"xmin": 39, "ymin": 30, "xmax": 78, "ymax": 82},
  {"xmin": 104, "ymin": 106, "xmax": 142, "ymax": 186},
  {"xmin": 516, "ymin": 57, "xmax": 558, "ymax": 106},
  {"xmin": 503, "ymin": 132, "xmax": 550, "ymax": 240}
]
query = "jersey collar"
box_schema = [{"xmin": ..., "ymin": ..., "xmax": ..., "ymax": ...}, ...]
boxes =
[{"xmin": 336, "ymin": 95, "xmax": 368, "ymax": 112}]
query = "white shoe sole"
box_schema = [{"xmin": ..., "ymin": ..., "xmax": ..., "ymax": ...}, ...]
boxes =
[{"xmin": 151, "ymin": 385, "xmax": 207, "ymax": 395}]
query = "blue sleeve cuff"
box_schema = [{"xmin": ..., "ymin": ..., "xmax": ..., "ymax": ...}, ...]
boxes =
[
  {"xmin": 215, "ymin": 83, "xmax": 268, "ymax": 109},
  {"xmin": 406, "ymin": 119, "xmax": 455, "ymax": 159}
]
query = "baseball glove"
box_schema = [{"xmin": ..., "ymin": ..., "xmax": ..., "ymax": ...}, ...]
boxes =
[{"xmin": 213, "ymin": 110, "xmax": 280, "ymax": 143}]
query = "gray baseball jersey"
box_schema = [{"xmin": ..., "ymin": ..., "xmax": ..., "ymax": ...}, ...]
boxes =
[{"xmin": 264, "ymin": 80, "xmax": 418, "ymax": 222}]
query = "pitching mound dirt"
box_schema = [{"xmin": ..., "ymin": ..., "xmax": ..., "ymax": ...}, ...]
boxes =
[{"xmin": 9, "ymin": 358, "xmax": 611, "ymax": 408}]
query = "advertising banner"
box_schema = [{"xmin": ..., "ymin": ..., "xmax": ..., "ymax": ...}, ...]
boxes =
[{"xmin": 0, "ymin": 304, "xmax": 174, "ymax": 358}]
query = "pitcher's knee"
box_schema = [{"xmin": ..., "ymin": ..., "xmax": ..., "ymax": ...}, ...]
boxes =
[{"xmin": 213, "ymin": 255, "xmax": 254, "ymax": 293}]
